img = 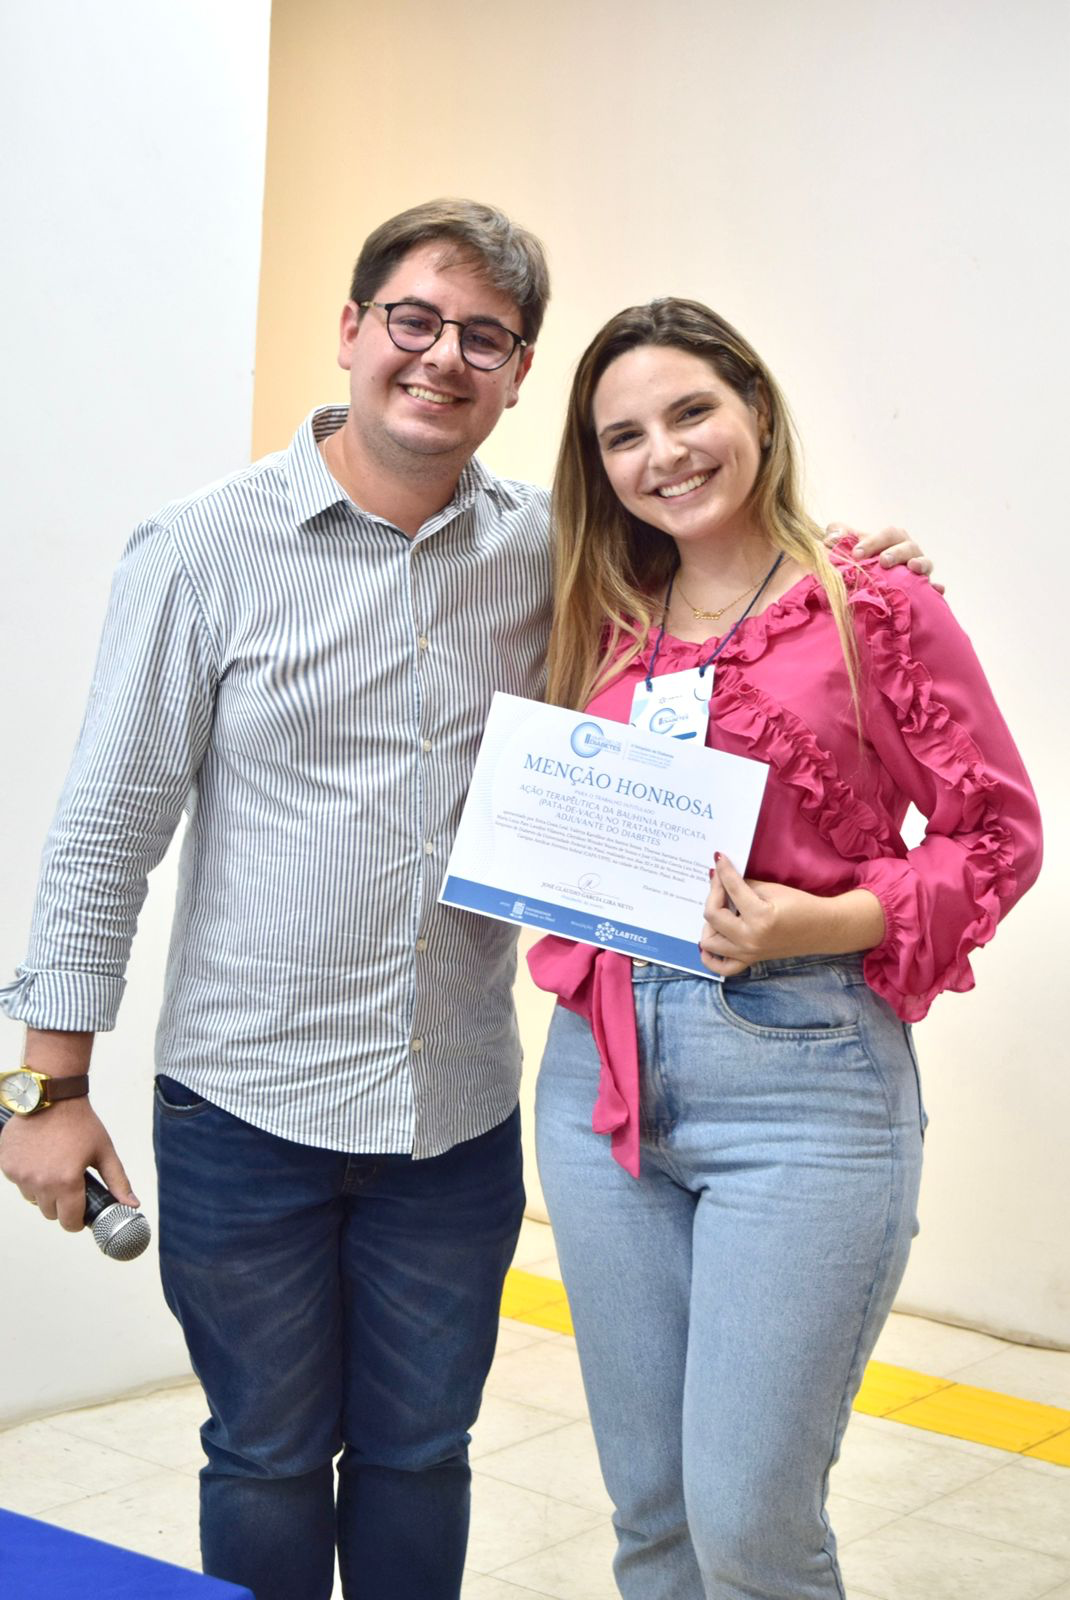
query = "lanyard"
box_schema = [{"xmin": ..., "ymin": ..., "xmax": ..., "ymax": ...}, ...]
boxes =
[{"xmin": 643, "ymin": 551, "xmax": 785, "ymax": 690}]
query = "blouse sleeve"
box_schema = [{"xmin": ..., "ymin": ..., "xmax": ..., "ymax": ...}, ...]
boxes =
[{"xmin": 851, "ymin": 572, "xmax": 1041, "ymax": 1022}]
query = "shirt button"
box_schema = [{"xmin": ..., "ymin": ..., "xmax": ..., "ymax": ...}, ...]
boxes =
[
  {"xmin": 411, "ymin": 1038, "xmax": 424, "ymax": 1052},
  {"xmin": 415, "ymin": 937, "xmax": 428, "ymax": 952},
  {"xmin": 421, "ymin": 739, "xmax": 433, "ymax": 752},
  {"xmin": 424, "ymin": 841, "xmax": 434, "ymax": 855},
  {"xmin": 418, "ymin": 636, "xmax": 429, "ymax": 651}
]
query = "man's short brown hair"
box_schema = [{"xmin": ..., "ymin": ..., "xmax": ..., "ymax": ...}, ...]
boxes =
[{"xmin": 350, "ymin": 199, "xmax": 551, "ymax": 344}]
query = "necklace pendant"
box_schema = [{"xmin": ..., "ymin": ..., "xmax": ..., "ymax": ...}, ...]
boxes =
[{"xmin": 678, "ymin": 572, "xmax": 764, "ymax": 624}]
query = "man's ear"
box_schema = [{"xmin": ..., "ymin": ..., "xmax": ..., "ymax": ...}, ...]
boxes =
[
  {"xmin": 506, "ymin": 344, "xmax": 535, "ymax": 409},
  {"xmin": 337, "ymin": 301, "xmax": 362, "ymax": 372}
]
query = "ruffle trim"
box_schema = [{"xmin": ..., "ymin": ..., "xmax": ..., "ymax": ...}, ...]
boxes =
[
  {"xmin": 713, "ymin": 663, "xmax": 899, "ymax": 863},
  {"xmin": 848, "ymin": 576, "xmax": 1018, "ymax": 1010},
  {"xmin": 623, "ymin": 541, "xmax": 868, "ymax": 680},
  {"xmin": 646, "ymin": 572, "xmax": 827, "ymax": 671},
  {"xmin": 639, "ymin": 560, "xmax": 897, "ymax": 867},
  {"xmin": 855, "ymin": 864, "xmax": 976, "ymax": 1022}
]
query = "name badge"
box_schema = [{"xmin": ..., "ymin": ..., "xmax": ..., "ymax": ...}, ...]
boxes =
[{"xmin": 630, "ymin": 666, "xmax": 714, "ymax": 741}]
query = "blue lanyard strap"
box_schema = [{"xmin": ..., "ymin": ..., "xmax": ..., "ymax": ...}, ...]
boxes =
[{"xmin": 644, "ymin": 550, "xmax": 785, "ymax": 690}]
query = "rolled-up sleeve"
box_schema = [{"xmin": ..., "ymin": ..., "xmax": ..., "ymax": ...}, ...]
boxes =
[
  {"xmin": 852, "ymin": 576, "xmax": 1041, "ymax": 1022},
  {"xmin": 0, "ymin": 521, "xmax": 218, "ymax": 1031}
]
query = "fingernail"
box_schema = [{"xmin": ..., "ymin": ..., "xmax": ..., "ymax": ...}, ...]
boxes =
[
  {"xmin": 714, "ymin": 852, "xmax": 722, "ymax": 862},
  {"xmin": 708, "ymin": 867, "xmax": 716, "ymax": 879},
  {"xmin": 853, "ymin": 543, "xmax": 866, "ymax": 557}
]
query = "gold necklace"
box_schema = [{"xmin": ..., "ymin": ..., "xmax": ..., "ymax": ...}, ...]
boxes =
[{"xmin": 674, "ymin": 573, "xmax": 764, "ymax": 622}]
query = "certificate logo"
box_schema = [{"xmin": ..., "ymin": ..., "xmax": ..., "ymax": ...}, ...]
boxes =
[
  {"xmin": 569, "ymin": 721, "xmax": 622, "ymax": 759},
  {"xmin": 594, "ymin": 920, "xmax": 649, "ymax": 947}
]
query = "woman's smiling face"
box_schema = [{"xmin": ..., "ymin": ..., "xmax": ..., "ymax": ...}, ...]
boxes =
[{"xmin": 592, "ymin": 344, "xmax": 767, "ymax": 553}]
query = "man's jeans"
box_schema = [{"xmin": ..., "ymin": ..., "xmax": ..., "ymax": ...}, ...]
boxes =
[{"xmin": 154, "ymin": 1078, "xmax": 524, "ymax": 1600}]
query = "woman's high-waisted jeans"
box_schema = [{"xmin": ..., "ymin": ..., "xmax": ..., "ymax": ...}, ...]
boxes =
[{"xmin": 536, "ymin": 954, "xmax": 925, "ymax": 1600}]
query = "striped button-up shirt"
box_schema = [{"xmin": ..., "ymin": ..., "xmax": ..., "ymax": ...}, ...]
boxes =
[{"xmin": 1, "ymin": 407, "xmax": 552, "ymax": 1156}]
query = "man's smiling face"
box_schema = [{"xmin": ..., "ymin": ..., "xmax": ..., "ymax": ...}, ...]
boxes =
[{"xmin": 338, "ymin": 241, "xmax": 533, "ymax": 480}]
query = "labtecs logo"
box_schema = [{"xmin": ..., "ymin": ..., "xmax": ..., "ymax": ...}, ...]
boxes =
[{"xmin": 595, "ymin": 919, "xmax": 649, "ymax": 947}]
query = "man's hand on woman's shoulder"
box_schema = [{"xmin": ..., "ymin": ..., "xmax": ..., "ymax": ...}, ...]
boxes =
[{"xmin": 825, "ymin": 524, "xmax": 944, "ymax": 595}]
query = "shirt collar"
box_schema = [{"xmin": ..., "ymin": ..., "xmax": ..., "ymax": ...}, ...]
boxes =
[
  {"xmin": 452, "ymin": 452, "xmax": 523, "ymax": 516},
  {"xmin": 284, "ymin": 407, "xmax": 353, "ymax": 528},
  {"xmin": 284, "ymin": 405, "xmax": 522, "ymax": 530}
]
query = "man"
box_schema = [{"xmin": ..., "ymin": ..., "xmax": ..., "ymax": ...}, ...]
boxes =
[{"xmin": 0, "ymin": 199, "xmax": 930, "ymax": 1599}]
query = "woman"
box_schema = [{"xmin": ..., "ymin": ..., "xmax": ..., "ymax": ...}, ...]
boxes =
[{"xmin": 529, "ymin": 299, "xmax": 1041, "ymax": 1600}]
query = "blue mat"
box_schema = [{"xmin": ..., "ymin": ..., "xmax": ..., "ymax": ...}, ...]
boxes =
[{"xmin": 0, "ymin": 1508, "xmax": 255, "ymax": 1598}]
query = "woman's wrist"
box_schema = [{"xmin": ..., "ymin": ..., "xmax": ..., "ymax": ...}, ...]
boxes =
[{"xmin": 822, "ymin": 888, "xmax": 886, "ymax": 955}]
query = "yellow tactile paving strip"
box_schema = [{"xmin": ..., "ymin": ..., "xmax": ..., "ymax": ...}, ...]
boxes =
[{"xmin": 501, "ymin": 1268, "xmax": 1070, "ymax": 1465}]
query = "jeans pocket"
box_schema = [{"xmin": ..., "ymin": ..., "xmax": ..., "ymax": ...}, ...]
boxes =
[
  {"xmin": 154, "ymin": 1073, "xmax": 212, "ymax": 1116},
  {"xmin": 715, "ymin": 968, "xmax": 862, "ymax": 1041}
]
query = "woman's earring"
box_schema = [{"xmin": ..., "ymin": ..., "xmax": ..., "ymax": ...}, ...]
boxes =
[{"xmin": 761, "ymin": 431, "xmax": 772, "ymax": 449}]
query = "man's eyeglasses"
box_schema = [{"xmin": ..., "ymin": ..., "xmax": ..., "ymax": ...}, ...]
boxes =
[{"xmin": 359, "ymin": 300, "xmax": 527, "ymax": 372}]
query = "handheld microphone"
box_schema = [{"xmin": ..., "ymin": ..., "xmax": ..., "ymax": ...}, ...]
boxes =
[{"xmin": 0, "ymin": 1105, "xmax": 152, "ymax": 1261}]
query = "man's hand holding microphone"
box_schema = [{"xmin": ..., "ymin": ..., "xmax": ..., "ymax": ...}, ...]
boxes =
[{"xmin": 0, "ymin": 1029, "xmax": 150, "ymax": 1260}]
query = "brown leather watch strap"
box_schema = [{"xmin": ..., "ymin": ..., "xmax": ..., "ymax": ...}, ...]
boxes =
[{"xmin": 40, "ymin": 1075, "xmax": 91, "ymax": 1105}]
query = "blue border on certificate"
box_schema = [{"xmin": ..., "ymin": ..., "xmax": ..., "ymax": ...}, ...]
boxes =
[{"xmin": 442, "ymin": 874, "xmax": 710, "ymax": 978}]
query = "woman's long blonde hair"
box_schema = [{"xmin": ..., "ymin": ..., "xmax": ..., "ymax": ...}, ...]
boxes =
[{"xmin": 546, "ymin": 298, "xmax": 860, "ymax": 711}]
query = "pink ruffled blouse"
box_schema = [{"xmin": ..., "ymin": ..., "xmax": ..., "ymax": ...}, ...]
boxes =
[{"xmin": 527, "ymin": 549, "xmax": 1042, "ymax": 1177}]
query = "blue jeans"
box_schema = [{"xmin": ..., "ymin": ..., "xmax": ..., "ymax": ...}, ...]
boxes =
[
  {"xmin": 536, "ymin": 955, "xmax": 924, "ymax": 1600},
  {"xmin": 154, "ymin": 1081, "xmax": 524, "ymax": 1600}
]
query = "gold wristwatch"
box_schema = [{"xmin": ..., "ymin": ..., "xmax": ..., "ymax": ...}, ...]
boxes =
[{"xmin": 0, "ymin": 1069, "xmax": 90, "ymax": 1116}]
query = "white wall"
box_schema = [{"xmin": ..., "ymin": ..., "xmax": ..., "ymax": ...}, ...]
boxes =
[{"xmin": 0, "ymin": 0, "xmax": 271, "ymax": 1424}]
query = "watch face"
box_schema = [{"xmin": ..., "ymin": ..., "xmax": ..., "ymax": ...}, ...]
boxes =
[{"xmin": 0, "ymin": 1071, "xmax": 43, "ymax": 1115}]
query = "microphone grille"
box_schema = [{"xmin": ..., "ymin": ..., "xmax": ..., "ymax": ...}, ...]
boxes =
[{"xmin": 91, "ymin": 1205, "xmax": 153, "ymax": 1261}]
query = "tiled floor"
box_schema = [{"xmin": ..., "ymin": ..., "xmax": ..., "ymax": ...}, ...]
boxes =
[{"xmin": 3, "ymin": 1218, "xmax": 1068, "ymax": 1599}]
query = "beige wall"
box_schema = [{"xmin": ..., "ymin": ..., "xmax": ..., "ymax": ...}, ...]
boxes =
[{"xmin": 254, "ymin": 0, "xmax": 1068, "ymax": 1341}]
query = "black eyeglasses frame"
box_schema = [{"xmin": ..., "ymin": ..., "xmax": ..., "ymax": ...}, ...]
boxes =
[{"xmin": 358, "ymin": 300, "xmax": 528, "ymax": 371}]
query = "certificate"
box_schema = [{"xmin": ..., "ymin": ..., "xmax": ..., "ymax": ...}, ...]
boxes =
[{"xmin": 440, "ymin": 692, "xmax": 769, "ymax": 976}]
